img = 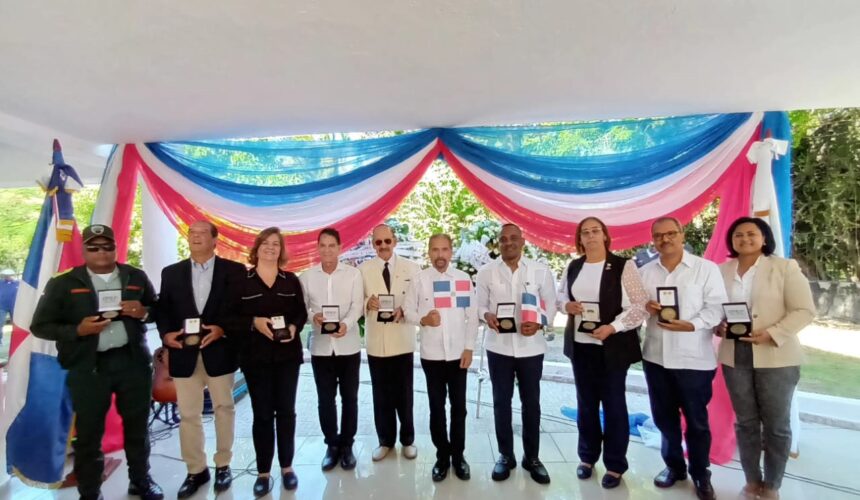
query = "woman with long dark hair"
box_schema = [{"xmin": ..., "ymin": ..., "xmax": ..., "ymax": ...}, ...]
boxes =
[{"xmin": 717, "ymin": 217, "xmax": 815, "ymax": 500}]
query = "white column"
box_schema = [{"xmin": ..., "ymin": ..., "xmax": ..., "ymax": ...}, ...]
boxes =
[{"xmin": 141, "ymin": 181, "xmax": 178, "ymax": 291}]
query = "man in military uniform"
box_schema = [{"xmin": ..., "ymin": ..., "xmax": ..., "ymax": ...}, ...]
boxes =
[{"xmin": 31, "ymin": 224, "xmax": 163, "ymax": 500}]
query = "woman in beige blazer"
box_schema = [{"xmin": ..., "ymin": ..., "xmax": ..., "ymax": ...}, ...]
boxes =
[{"xmin": 717, "ymin": 217, "xmax": 815, "ymax": 500}]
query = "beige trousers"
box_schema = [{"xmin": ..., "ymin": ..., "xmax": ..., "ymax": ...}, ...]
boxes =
[{"xmin": 173, "ymin": 354, "xmax": 236, "ymax": 473}]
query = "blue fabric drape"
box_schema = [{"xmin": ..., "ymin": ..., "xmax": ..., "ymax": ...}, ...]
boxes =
[
  {"xmin": 761, "ymin": 111, "xmax": 793, "ymax": 256},
  {"xmin": 440, "ymin": 113, "xmax": 752, "ymax": 193}
]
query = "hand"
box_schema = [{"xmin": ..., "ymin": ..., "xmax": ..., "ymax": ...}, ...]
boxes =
[
  {"xmin": 645, "ymin": 300, "xmax": 662, "ymax": 316},
  {"xmin": 421, "ymin": 310, "xmax": 441, "ymax": 327},
  {"xmin": 714, "ymin": 321, "xmax": 727, "ymax": 338},
  {"xmin": 332, "ymin": 323, "xmax": 347, "ymax": 338},
  {"xmin": 393, "ymin": 307, "xmax": 404, "ymax": 323},
  {"xmin": 120, "ymin": 300, "xmax": 146, "ymax": 319},
  {"xmin": 282, "ymin": 324, "xmax": 297, "ymax": 343},
  {"xmin": 313, "ymin": 313, "xmax": 324, "ymax": 326},
  {"xmin": 163, "ymin": 330, "xmax": 183, "ymax": 349},
  {"xmin": 253, "ymin": 317, "xmax": 274, "ymax": 340},
  {"xmin": 590, "ymin": 324, "xmax": 616, "ymax": 341},
  {"xmin": 77, "ymin": 316, "xmax": 110, "ymax": 336},
  {"xmin": 366, "ymin": 295, "xmax": 379, "ymax": 311},
  {"xmin": 565, "ymin": 301, "xmax": 583, "ymax": 315},
  {"xmin": 739, "ymin": 328, "xmax": 774, "ymax": 345},
  {"xmin": 200, "ymin": 324, "xmax": 224, "ymax": 348},
  {"xmin": 460, "ymin": 349, "xmax": 473, "ymax": 369},
  {"xmin": 484, "ymin": 312, "xmax": 500, "ymax": 332},
  {"xmin": 657, "ymin": 319, "xmax": 696, "ymax": 332},
  {"xmin": 521, "ymin": 321, "xmax": 541, "ymax": 337}
]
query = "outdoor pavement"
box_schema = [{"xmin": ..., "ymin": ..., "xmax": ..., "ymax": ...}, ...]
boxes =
[{"xmin": 4, "ymin": 340, "xmax": 860, "ymax": 499}]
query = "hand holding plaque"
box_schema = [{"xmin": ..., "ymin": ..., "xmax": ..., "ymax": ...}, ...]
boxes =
[
  {"xmin": 496, "ymin": 302, "xmax": 517, "ymax": 334},
  {"xmin": 182, "ymin": 318, "xmax": 203, "ymax": 349},
  {"xmin": 271, "ymin": 315, "xmax": 292, "ymax": 342},
  {"xmin": 577, "ymin": 301, "xmax": 601, "ymax": 333},
  {"xmin": 97, "ymin": 289, "xmax": 122, "ymax": 321},
  {"xmin": 723, "ymin": 302, "xmax": 752, "ymax": 340},
  {"xmin": 656, "ymin": 287, "xmax": 680, "ymax": 322},
  {"xmin": 321, "ymin": 305, "xmax": 340, "ymax": 335},
  {"xmin": 377, "ymin": 294, "xmax": 395, "ymax": 323}
]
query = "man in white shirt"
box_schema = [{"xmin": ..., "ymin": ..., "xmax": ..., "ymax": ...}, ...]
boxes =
[
  {"xmin": 358, "ymin": 224, "xmax": 422, "ymax": 461},
  {"xmin": 299, "ymin": 228, "xmax": 365, "ymax": 472},
  {"xmin": 638, "ymin": 217, "xmax": 727, "ymax": 500},
  {"xmin": 404, "ymin": 233, "xmax": 478, "ymax": 482},
  {"xmin": 476, "ymin": 223, "xmax": 557, "ymax": 485}
]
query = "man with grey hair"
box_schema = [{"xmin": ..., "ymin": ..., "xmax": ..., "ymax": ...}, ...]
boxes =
[{"xmin": 638, "ymin": 216, "xmax": 727, "ymax": 500}]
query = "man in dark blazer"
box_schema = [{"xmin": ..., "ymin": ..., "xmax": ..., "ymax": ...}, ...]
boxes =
[{"xmin": 156, "ymin": 221, "xmax": 246, "ymax": 498}]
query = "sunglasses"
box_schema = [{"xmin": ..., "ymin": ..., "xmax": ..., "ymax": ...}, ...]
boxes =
[
  {"xmin": 85, "ymin": 243, "xmax": 116, "ymax": 253},
  {"xmin": 374, "ymin": 238, "xmax": 393, "ymax": 246}
]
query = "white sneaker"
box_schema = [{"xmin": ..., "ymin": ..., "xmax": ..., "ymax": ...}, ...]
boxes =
[
  {"xmin": 372, "ymin": 446, "xmax": 392, "ymax": 461},
  {"xmin": 402, "ymin": 445, "xmax": 418, "ymax": 459}
]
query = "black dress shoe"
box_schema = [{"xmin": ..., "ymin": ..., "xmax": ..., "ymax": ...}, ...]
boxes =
[
  {"xmin": 654, "ymin": 467, "xmax": 687, "ymax": 488},
  {"xmin": 214, "ymin": 466, "xmax": 232, "ymax": 492},
  {"xmin": 80, "ymin": 494, "xmax": 104, "ymax": 500},
  {"xmin": 491, "ymin": 455, "xmax": 516, "ymax": 481},
  {"xmin": 282, "ymin": 471, "xmax": 299, "ymax": 491},
  {"xmin": 177, "ymin": 469, "xmax": 210, "ymax": 498},
  {"xmin": 127, "ymin": 475, "xmax": 164, "ymax": 500},
  {"xmin": 601, "ymin": 472, "xmax": 623, "ymax": 489},
  {"xmin": 432, "ymin": 460, "xmax": 450, "ymax": 482},
  {"xmin": 452, "ymin": 457, "xmax": 471, "ymax": 480},
  {"xmin": 521, "ymin": 457, "xmax": 551, "ymax": 485},
  {"xmin": 253, "ymin": 476, "xmax": 273, "ymax": 498},
  {"xmin": 322, "ymin": 445, "xmax": 340, "ymax": 471},
  {"xmin": 693, "ymin": 475, "xmax": 716, "ymax": 500},
  {"xmin": 340, "ymin": 446, "xmax": 357, "ymax": 470},
  {"xmin": 576, "ymin": 464, "xmax": 593, "ymax": 480}
]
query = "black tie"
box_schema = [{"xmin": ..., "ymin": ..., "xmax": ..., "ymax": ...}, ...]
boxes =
[{"xmin": 383, "ymin": 262, "xmax": 391, "ymax": 293}]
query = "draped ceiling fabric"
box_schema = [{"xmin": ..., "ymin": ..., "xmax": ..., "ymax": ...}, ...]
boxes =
[{"xmin": 92, "ymin": 111, "xmax": 791, "ymax": 271}]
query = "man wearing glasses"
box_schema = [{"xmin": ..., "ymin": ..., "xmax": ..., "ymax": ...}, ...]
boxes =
[
  {"xmin": 358, "ymin": 224, "xmax": 421, "ymax": 461},
  {"xmin": 31, "ymin": 225, "xmax": 163, "ymax": 500},
  {"xmin": 637, "ymin": 217, "xmax": 727, "ymax": 500}
]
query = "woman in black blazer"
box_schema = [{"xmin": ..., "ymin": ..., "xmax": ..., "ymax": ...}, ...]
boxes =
[
  {"xmin": 231, "ymin": 227, "xmax": 307, "ymax": 496},
  {"xmin": 559, "ymin": 217, "xmax": 649, "ymax": 489}
]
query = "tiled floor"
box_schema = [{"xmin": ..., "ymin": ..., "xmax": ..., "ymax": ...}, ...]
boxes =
[{"xmin": 4, "ymin": 363, "xmax": 860, "ymax": 499}]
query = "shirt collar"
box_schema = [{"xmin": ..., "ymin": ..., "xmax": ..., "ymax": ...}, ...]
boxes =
[
  {"xmin": 315, "ymin": 261, "xmax": 342, "ymax": 274},
  {"xmin": 191, "ymin": 255, "xmax": 216, "ymax": 270}
]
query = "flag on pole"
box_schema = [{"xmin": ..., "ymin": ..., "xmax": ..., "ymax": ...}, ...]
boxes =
[{"xmin": 521, "ymin": 292, "xmax": 548, "ymax": 326}]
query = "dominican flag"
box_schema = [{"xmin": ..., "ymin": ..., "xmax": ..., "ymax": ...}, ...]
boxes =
[
  {"xmin": 432, "ymin": 280, "xmax": 471, "ymax": 309},
  {"xmin": 521, "ymin": 292, "xmax": 548, "ymax": 326},
  {"xmin": 0, "ymin": 141, "xmax": 121, "ymax": 487}
]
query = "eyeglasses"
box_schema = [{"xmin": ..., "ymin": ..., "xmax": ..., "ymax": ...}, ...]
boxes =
[
  {"xmin": 85, "ymin": 243, "xmax": 116, "ymax": 253},
  {"xmin": 652, "ymin": 230, "xmax": 680, "ymax": 241},
  {"xmin": 374, "ymin": 238, "xmax": 393, "ymax": 246}
]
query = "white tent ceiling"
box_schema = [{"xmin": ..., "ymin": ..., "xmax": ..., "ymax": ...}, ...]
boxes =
[{"xmin": 1, "ymin": 1, "xmax": 859, "ymax": 187}]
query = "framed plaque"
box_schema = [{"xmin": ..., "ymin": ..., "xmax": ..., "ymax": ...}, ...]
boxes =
[
  {"xmin": 496, "ymin": 302, "xmax": 517, "ymax": 334},
  {"xmin": 321, "ymin": 305, "xmax": 340, "ymax": 335},
  {"xmin": 97, "ymin": 289, "xmax": 122, "ymax": 321},
  {"xmin": 377, "ymin": 294, "xmax": 395, "ymax": 323},
  {"xmin": 182, "ymin": 317, "xmax": 202, "ymax": 349},
  {"xmin": 577, "ymin": 301, "xmax": 602, "ymax": 333},
  {"xmin": 271, "ymin": 315, "xmax": 291, "ymax": 342},
  {"xmin": 657, "ymin": 286, "xmax": 680, "ymax": 322},
  {"xmin": 723, "ymin": 302, "xmax": 752, "ymax": 340}
]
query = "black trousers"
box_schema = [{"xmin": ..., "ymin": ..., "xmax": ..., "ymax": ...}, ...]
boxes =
[
  {"xmin": 572, "ymin": 342, "xmax": 630, "ymax": 473},
  {"xmin": 311, "ymin": 353, "xmax": 360, "ymax": 448},
  {"xmin": 486, "ymin": 351, "xmax": 543, "ymax": 460},
  {"xmin": 421, "ymin": 358, "xmax": 468, "ymax": 462},
  {"xmin": 643, "ymin": 360, "xmax": 715, "ymax": 480},
  {"xmin": 242, "ymin": 360, "xmax": 301, "ymax": 472},
  {"xmin": 367, "ymin": 353, "xmax": 414, "ymax": 447},
  {"xmin": 66, "ymin": 345, "xmax": 153, "ymax": 499}
]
